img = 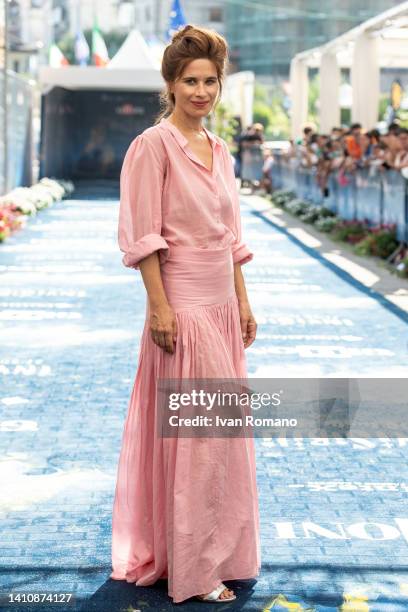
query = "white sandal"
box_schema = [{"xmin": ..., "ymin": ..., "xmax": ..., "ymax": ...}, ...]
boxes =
[{"xmin": 195, "ymin": 582, "xmax": 236, "ymax": 603}]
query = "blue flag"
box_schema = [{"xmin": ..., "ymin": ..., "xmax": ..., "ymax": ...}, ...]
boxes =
[
  {"xmin": 166, "ymin": 0, "xmax": 187, "ymax": 42},
  {"xmin": 75, "ymin": 30, "xmax": 90, "ymax": 66}
]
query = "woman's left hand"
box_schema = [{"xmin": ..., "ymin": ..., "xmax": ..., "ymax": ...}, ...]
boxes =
[{"xmin": 238, "ymin": 300, "xmax": 257, "ymax": 348}]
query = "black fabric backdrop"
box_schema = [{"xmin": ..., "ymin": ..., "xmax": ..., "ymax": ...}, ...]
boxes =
[{"xmin": 39, "ymin": 88, "xmax": 161, "ymax": 180}]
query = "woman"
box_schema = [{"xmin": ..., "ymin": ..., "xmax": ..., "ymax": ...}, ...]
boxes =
[{"xmin": 110, "ymin": 24, "xmax": 261, "ymax": 604}]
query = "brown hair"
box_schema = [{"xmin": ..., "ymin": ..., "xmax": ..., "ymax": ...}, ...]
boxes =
[{"xmin": 154, "ymin": 24, "xmax": 229, "ymax": 125}]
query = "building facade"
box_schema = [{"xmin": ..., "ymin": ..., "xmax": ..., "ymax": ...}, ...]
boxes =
[
  {"xmin": 67, "ymin": 0, "xmax": 227, "ymax": 41},
  {"xmin": 225, "ymin": 0, "xmax": 406, "ymax": 77},
  {"xmin": 152, "ymin": 0, "xmax": 226, "ymax": 40},
  {"xmin": 12, "ymin": 0, "xmax": 406, "ymax": 79}
]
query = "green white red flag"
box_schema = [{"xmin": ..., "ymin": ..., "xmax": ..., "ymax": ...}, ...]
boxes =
[
  {"xmin": 92, "ymin": 23, "xmax": 109, "ymax": 67},
  {"xmin": 49, "ymin": 43, "xmax": 70, "ymax": 67}
]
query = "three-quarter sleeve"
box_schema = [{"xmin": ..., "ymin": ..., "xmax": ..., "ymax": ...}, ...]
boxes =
[
  {"xmin": 118, "ymin": 134, "xmax": 169, "ymax": 270},
  {"xmin": 222, "ymin": 141, "xmax": 254, "ymax": 265}
]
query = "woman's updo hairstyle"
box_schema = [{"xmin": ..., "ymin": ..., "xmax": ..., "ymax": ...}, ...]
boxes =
[{"xmin": 154, "ymin": 24, "xmax": 229, "ymax": 124}]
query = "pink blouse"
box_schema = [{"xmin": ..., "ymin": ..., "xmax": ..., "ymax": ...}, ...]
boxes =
[{"xmin": 118, "ymin": 116, "xmax": 253, "ymax": 270}]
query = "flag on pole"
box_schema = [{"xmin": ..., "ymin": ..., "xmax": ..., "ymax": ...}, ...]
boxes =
[
  {"xmin": 75, "ymin": 30, "xmax": 90, "ymax": 66},
  {"xmin": 92, "ymin": 22, "xmax": 109, "ymax": 66},
  {"xmin": 166, "ymin": 0, "xmax": 187, "ymax": 42},
  {"xmin": 49, "ymin": 43, "xmax": 70, "ymax": 67}
]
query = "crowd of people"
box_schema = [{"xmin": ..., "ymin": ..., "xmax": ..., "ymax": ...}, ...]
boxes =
[
  {"xmin": 231, "ymin": 119, "xmax": 408, "ymax": 196},
  {"xmin": 284, "ymin": 122, "xmax": 408, "ymax": 197}
]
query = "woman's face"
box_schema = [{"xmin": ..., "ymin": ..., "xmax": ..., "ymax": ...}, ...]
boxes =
[{"xmin": 169, "ymin": 58, "xmax": 220, "ymax": 118}]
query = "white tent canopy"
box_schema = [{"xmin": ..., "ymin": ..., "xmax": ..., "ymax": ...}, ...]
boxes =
[
  {"xmin": 39, "ymin": 30, "xmax": 165, "ymax": 92},
  {"xmin": 290, "ymin": 1, "xmax": 408, "ymax": 137},
  {"xmin": 107, "ymin": 29, "xmax": 161, "ymax": 70},
  {"xmin": 38, "ymin": 66, "xmax": 164, "ymax": 93},
  {"xmin": 144, "ymin": 35, "xmax": 167, "ymax": 70}
]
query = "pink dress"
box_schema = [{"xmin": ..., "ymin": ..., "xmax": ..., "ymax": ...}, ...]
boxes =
[{"xmin": 110, "ymin": 117, "xmax": 261, "ymax": 603}]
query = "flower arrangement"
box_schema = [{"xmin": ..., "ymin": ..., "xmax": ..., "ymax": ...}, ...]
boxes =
[
  {"xmin": 0, "ymin": 178, "xmax": 74, "ymax": 243},
  {"xmin": 0, "ymin": 204, "xmax": 25, "ymax": 241},
  {"xmin": 299, "ymin": 205, "xmax": 326, "ymax": 223},
  {"xmin": 353, "ymin": 224, "xmax": 398, "ymax": 259},
  {"xmin": 330, "ymin": 219, "xmax": 370, "ymax": 244},
  {"xmin": 284, "ymin": 198, "xmax": 310, "ymax": 216},
  {"xmin": 314, "ymin": 216, "xmax": 340, "ymax": 232},
  {"xmin": 270, "ymin": 189, "xmax": 296, "ymax": 207},
  {"xmin": 269, "ymin": 189, "xmax": 403, "ymax": 267}
]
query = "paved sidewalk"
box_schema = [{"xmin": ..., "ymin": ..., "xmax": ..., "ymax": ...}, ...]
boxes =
[{"xmin": 0, "ymin": 186, "xmax": 407, "ymax": 611}]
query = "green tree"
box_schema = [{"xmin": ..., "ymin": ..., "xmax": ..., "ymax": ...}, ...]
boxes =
[
  {"xmin": 265, "ymin": 94, "xmax": 290, "ymax": 139},
  {"xmin": 253, "ymin": 82, "xmax": 291, "ymax": 139},
  {"xmin": 252, "ymin": 81, "xmax": 274, "ymax": 132},
  {"xmin": 211, "ymin": 101, "xmax": 238, "ymax": 141},
  {"xmin": 378, "ymin": 94, "xmax": 388, "ymax": 121},
  {"xmin": 253, "ymin": 100, "xmax": 272, "ymax": 131},
  {"xmin": 254, "ymin": 81, "xmax": 268, "ymax": 104},
  {"xmin": 396, "ymin": 109, "xmax": 408, "ymax": 129}
]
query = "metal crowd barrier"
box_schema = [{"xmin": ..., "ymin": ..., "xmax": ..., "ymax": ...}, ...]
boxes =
[
  {"xmin": 241, "ymin": 145, "xmax": 264, "ymax": 182},
  {"xmin": 0, "ymin": 70, "xmax": 35, "ymax": 193},
  {"xmin": 269, "ymin": 153, "xmax": 408, "ymax": 242}
]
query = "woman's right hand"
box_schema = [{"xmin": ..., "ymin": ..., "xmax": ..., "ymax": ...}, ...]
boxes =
[{"xmin": 149, "ymin": 302, "xmax": 178, "ymax": 354}]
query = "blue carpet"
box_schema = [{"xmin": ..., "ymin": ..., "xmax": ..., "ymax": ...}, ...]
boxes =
[{"xmin": 0, "ymin": 191, "xmax": 407, "ymax": 611}]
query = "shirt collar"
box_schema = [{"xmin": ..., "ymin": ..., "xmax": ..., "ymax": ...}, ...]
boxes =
[{"xmin": 159, "ymin": 116, "xmax": 221, "ymax": 150}]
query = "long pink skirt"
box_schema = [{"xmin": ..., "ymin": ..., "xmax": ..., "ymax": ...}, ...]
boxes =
[{"xmin": 110, "ymin": 244, "xmax": 261, "ymax": 603}]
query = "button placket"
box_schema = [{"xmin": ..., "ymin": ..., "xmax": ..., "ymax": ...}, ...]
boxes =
[{"xmin": 213, "ymin": 171, "xmax": 222, "ymax": 223}]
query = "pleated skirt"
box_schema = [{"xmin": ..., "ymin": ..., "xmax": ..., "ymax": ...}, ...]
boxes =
[{"xmin": 110, "ymin": 244, "xmax": 261, "ymax": 603}]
